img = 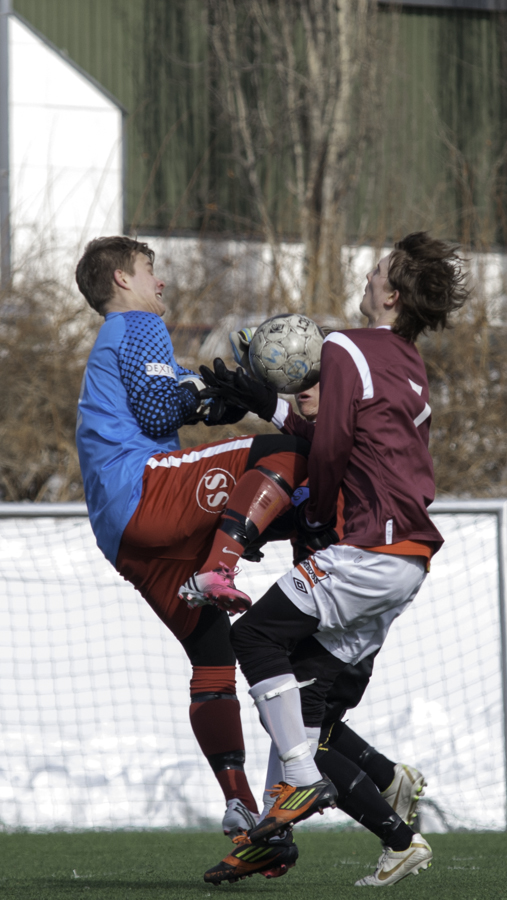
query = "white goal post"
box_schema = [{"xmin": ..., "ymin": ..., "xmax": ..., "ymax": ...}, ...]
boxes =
[{"xmin": 0, "ymin": 500, "xmax": 506, "ymax": 832}]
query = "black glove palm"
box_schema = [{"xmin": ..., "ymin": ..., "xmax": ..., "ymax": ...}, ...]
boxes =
[{"xmin": 200, "ymin": 358, "xmax": 278, "ymax": 422}]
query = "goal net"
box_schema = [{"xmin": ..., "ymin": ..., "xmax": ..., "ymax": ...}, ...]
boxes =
[{"xmin": 0, "ymin": 502, "xmax": 505, "ymax": 832}]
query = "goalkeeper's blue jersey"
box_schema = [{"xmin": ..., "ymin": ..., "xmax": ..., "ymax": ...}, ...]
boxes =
[{"xmin": 76, "ymin": 310, "xmax": 197, "ymax": 565}]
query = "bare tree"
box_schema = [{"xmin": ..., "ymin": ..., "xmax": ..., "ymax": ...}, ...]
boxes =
[{"xmin": 209, "ymin": 0, "xmax": 382, "ymax": 317}]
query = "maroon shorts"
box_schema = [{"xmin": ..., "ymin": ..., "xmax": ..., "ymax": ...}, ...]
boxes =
[{"xmin": 116, "ymin": 436, "xmax": 254, "ymax": 641}]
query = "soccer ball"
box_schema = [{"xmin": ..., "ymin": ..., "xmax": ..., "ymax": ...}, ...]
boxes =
[{"xmin": 248, "ymin": 314, "xmax": 324, "ymax": 393}]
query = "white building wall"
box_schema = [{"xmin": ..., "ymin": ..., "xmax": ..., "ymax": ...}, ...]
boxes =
[{"xmin": 9, "ymin": 15, "xmax": 123, "ymax": 277}]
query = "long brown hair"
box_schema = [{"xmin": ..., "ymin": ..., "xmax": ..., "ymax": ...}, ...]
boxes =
[{"xmin": 389, "ymin": 232, "xmax": 469, "ymax": 342}]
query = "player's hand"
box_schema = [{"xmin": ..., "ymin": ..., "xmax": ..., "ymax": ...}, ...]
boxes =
[
  {"xmin": 292, "ymin": 499, "xmax": 338, "ymax": 558},
  {"xmin": 198, "ymin": 360, "xmax": 250, "ymax": 425},
  {"xmin": 199, "ymin": 358, "xmax": 236, "ymax": 392},
  {"xmin": 233, "ymin": 366, "xmax": 278, "ymax": 421},
  {"xmin": 200, "ymin": 358, "xmax": 278, "ymax": 422},
  {"xmin": 229, "ymin": 327, "xmax": 255, "ymax": 375},
  {"xmin": 179, "ymin": 376, "xmax": 213, "ymax": 422},
  {"xmin": 204, "ymin": 396, "xmax": 229, "ymax": 426},
  {"xmin": 179, "ymin": 375, "xmax": 229, "ymax": 425},
  {"xmin": 241, "ymin": 539, "xmax": 265, "ymax": 563}
]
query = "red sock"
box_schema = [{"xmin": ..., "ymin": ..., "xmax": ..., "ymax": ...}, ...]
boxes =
[
  {"xmin": 189, "ymin": 698, "xmax": 258, "ymax": 813},
  {"xmin": 215, "ymin": 769, "xmax": 259, "ymax": 810},
  {"xmin": 189, "ymin": 666, "xmax": 258, "ymax": 814}
]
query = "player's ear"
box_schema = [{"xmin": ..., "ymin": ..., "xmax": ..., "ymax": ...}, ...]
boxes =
[
  {"xmin": 113, "ymin": 268, "xmax": 129, "ymax": 290},
  {"xmin": 386, "ymin": 289, "xmax": 399, "ymax": 308}
]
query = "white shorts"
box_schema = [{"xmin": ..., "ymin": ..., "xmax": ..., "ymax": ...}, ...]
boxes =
[{"xmin": 277, "ymin": 544, "xmax": 427, "ymax": 665}]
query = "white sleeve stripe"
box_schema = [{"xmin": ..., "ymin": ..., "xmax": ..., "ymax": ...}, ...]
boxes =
[
  {"xmin": 325, "ymin": 333, "xmax": 374, "ymax": 400},
  {"xmin": 413, "ymin": 403, "xmax": 431, "ymax": 428},
  {"xmin": 409, "ymin": 378, "xmax": 423, "ymax": 396},
  {"xmin": 272, "ymin": 397, "xmax": 291, "ymax": 430}
]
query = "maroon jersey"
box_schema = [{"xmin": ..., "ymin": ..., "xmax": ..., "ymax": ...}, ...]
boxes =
[{"xmin": 283, "ymin": 328, "xmax": 443, "ymax": 551}]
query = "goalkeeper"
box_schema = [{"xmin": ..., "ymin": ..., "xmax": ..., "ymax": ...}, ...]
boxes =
[{"xmin": 74, "ymin": 236, "xmax": 312, "ymax": 839}]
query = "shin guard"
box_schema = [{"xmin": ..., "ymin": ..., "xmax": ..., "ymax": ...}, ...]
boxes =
[{"xmin": 201, "ymin": 450, "xmax": 307, "ymax": 572}]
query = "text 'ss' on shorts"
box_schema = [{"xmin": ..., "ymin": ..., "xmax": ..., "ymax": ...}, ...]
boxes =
[{"xmin": 116, "ymin": 435, "xmax": 254, "ymax": 641}]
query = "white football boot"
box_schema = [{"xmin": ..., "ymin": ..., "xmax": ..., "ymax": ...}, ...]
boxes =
[
  {"xmin": 380, "ymin": 763, "xmax": 426, "ymax": 825},
  {"xmin": 222, "ymin": 799, "xmax": 260, "ymax": 839},
  {"xmin": 355, "ymin": 834, "xmax": 432, "ymax": 886}
]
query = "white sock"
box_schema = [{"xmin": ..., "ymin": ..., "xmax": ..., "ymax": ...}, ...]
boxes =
[
  {"xmin": 261, "ymin": 741, "xmax": 284, "ymax": 820},
  {"xmin": 305, "ymin": 726, "xmax": 321, "ymax": 758},
  {"xmin": 249, "ymin": 674, "xmax": 321, "ymax": 787}
]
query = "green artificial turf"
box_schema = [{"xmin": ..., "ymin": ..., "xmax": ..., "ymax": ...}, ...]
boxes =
[{"xmin": 0, "ymin": 831, "xmax": 506, "ymax": 900}]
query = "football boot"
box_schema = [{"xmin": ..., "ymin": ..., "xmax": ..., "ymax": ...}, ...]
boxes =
[
  {"xmin": 178, "ymin": 562, "xmax": 251, "ymax": 615},
  {"xmin": 381, "ymin": 764, "xmax": 426, "ymax": 825},
  {"xmin": 204, "ymin": 830, "xmax": 298, "ymax": 884},
  {"xmin": 222, "ymin": 798, "xmax": 260, "ymax": 838},
  {"xmin": 247, "ymin": 775, "xmax": 337, "ymax": 842},
  {"xmin": 355, "ymin": 833, "xmax": 432, "ymax": 886}
]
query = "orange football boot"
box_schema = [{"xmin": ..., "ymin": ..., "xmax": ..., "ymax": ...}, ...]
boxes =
[
  {"xmin": 247, "ymin": 775, "xmax": 337, "ymax": 842},
  {"xmin": 203, "ymin": 830, "xmax": 298, "ymax": 885}
]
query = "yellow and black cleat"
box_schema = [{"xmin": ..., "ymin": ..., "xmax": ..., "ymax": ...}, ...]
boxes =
[
  {"xmin": 247, "ymin": 775, "xmax": 338, "ymax": 843},
  {"xmin": 203, "ymin": 830, "xmax": 298, "ymax": 885}
]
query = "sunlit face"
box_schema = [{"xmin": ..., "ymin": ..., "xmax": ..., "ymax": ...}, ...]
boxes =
[
  {"xmin": 295, "ymin": 381, "xmax": 320, "ymax": 422},
  {"xmin": 360, "ymin": 253, "xmax": 393, "ymax": 326},
  {"xmin": 122, "ymin": 253, "xmax": 166, "ymax": 316}
]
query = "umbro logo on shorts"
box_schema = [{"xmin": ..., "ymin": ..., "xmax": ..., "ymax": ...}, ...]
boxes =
[
  {"xmin": 293, "ymin": 577, "xmax": 308, "ymax": 594},
  {"xmin": 298, "ymin": 558, "xmax": 329, "ymax": 587},
  {"xmin": 196, "ymin": 468, "xmax": 237, "ymax": 513}
]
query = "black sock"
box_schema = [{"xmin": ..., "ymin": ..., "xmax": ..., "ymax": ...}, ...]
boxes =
[
  {"xmin": 328, "ymin": 723, "xmax": 396, "ymax": 793},
  {"xmin": 315, "ymin": 747, "xmax": 413, "ymax": 850}
]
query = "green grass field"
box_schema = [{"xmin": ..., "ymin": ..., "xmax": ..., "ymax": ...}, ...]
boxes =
[{"xmin": 1, "ymin": 831, "xmax": 506, "ymax": 900}]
